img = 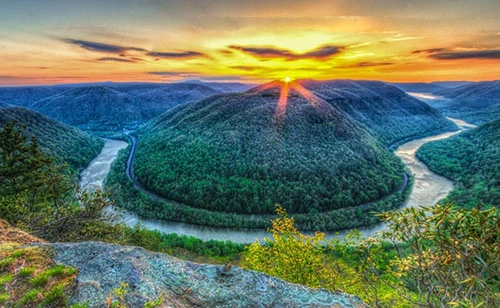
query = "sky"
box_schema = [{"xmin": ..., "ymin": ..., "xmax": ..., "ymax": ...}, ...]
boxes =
[{"xmin": 0, "ymin": 0, "xmax": 499, "ymax": 85}]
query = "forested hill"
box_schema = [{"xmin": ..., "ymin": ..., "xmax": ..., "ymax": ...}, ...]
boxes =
[
  {"xmin": 428, "ymin": 80, "xmax": 500, "ymax": 125},
  {"xmin": 135, "ymin": 81, "xmax": 406, "ymax": 215},
  {"xmin": 389, "ymin": 82, "xmax": 445, "ymax": 94},
  {"xmin": 29, "ymin": 83, "xmax": 220, "ymax": 132},
  {"xmin": 298, "ymin": 80, "xmax": 458, "ymax": 147},
  {"xmin": 0, "ymin": 86, "xmax": 62, "ymax": 107},
  {"xmin": 0, "ymin": 83, "xmax": 226, "ymax": 133},
  {"xmin": 0, "ymin": 106, "xmax": 103, "ymax": 171},
  {"xmin": 417, "ymin": 119, "xmax": 500, "ymax": 208}
]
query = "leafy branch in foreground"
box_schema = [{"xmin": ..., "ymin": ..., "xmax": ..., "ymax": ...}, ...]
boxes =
[
  {"xmin": 0, "ymin": 121, "xmax": 124, "ymax": 242},
  {"xmin": 378, "ymin": 203, "xmax": 500, "ymax": 307},
  {"xmin": 243, "ymin": 203, "xmax": 500, "ymax": 307}
]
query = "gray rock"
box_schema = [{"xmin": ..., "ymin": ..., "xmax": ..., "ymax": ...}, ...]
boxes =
[{"xmin": 43, "ymin": 241, "xmax": 366, "ymax": 308}]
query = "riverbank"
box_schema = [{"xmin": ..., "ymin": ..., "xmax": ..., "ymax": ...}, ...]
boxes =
[{"xmin": 81, "ymin": 120, "xmax": 469, "ymax": 243}]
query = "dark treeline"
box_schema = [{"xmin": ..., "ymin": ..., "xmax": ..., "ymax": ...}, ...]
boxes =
[
  {"xmin": 0, "ymin": 106, "xmax": 103, "ymax": 172},
  {"xmin": 106, "ymin": 144, "xmax": 412, "ymax": 231}
]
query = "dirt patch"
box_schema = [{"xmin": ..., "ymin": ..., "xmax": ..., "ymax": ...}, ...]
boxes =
[{"xmin": 0, "ymin": 220, "xmax": 45, "ymax": 245}]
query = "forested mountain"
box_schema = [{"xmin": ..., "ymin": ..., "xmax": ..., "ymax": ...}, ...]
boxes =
[
  {"xmin": 0, "ymin": 106, "xmax": 103, "ymax": 171},
  {"xmin": 426, "ymin": 81, "xmax": 500, "ymax": 124},
  {"xmin": 180, "ymin": 80, "xmax": 255, "ymax": 93},
  {"xmin": 298, "ymin": 80, "xmax": 457, "ymax": 147},
  {"xmin": 29, "ymin": 84, "xmax": 220, "ymax": 132},
  {"xmin": 0, "ymin": 86, "xmax": 64, "ymax": 106},
  {"xmin": 0, "ymin": 83, "xmax": 226, "ymax": 133},
  {"xmin": 0, "ymin": 100, "xmax": 10, "ymax": 108},
  {"xmin": 389, "ymin": 82, "xmax": 445, "ymax": 94},
  {"xmin": 417, "ymin": 119, "xmax": 500, "ymax": 208},
  {"xmin": 134, "ymin": 80, "xmax": 407, "ymax": 215}
]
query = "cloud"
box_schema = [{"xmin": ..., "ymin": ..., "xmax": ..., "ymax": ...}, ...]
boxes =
[
  {"xmin": 97, "ymin": 57, "xmax": 140, "ymax": 63},
  {"xmin": 149, "ymin": 71, "xmax": 203, "ymax": 78},
  {"xmin": 338, "ymin": 62, "xmax": 394, "ymax": 68},
  {"xmin": 429, "ymin": 49, "xmax": 500, "ymax": 60},
  {"xmin": 382, "ymin": 35, "xmax": 424, "ymax": 42},
  {"xmin": 147, "ymin": 51, "xmax": 206, "ymax": 59},
  {"xmin": 228, "ymin": 44, "xmax": 344, "ymax": 60},
  {"xmin": 62, "ymin": 38, "xmax": 146, "ymax": 53},
  {"xmin": 412, "ymin": 48, "xmax": 448, "ymax": 54},
  {"xmin": 230, "ymin": 65, "xmax": 262, "ymax": 71},
  {"xmin": 148, "ymin": 71, "xmax": 249, "ymax": 81}
]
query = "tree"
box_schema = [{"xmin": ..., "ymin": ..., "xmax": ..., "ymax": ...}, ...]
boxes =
[
  {"xmin": 242, "ymin": 205, "xmax": 337, "ymax": 288},
  {"xmin": 378, "ymin": 203, "xmax": 500, "ymax": 307},
  {"xmin": 0, "ymin": 122, "xmax": 124, "ymax": 242}
]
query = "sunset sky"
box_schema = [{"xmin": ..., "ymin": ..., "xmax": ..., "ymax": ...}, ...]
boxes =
[{"xmin": 1, "ymin": 0, "xmax": 499, "ymax": 85}]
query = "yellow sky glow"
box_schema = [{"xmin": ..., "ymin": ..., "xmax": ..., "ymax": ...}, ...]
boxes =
[{"xmin": 0, "ymin": 0, "xmax": 498, "ymax": 85}]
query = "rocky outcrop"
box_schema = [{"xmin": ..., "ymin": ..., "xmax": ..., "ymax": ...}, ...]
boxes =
[{"xmin": 44, "ymin": 241, "xmax": 366, "ymax": 307}]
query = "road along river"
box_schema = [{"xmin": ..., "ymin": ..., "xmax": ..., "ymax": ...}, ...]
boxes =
[{"xmin": 80, "ymin": 119, "xmax": 472, "ymax": 243}]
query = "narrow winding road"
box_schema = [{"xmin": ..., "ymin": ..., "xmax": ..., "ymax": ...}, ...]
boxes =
[
  {"xmin": 80, "ymin": 117, "xmax": 473, "ymax": 243},
  {"xmin": 124, "ymin": 133, "xmax": 409, "ymax": 219}
]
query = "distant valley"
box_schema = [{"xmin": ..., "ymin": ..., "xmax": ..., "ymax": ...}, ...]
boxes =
[
  {"xmin": 0, "ymin": 82, "xmax": 254, "ymax": 135},
  {"xmin": 2, "ymin": 79, "xmax": 498, "ymax": 233}
]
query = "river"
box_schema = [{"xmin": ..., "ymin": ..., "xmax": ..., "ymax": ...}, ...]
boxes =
[{"xmin": 80, "ymin": 118, "xmax": 472, "ymax": 243}]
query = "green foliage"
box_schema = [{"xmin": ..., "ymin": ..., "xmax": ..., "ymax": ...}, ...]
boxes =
[
  {"xmin": 17, "ymin": 288, "xmax": 42, "ymax": 306},
  {"xmin": 42, "ymin": 283, "xmax": 66, "ymax": 306},
  {"xmin": 0, "ymin": 292, "xmax": 8, "ymax": 304},
  {"xmin": 134, "ymin": 87, "xmax": 406, "ymax": 217},
  {"xmin": 378, "ymin": 203, "xmax": 500, "ymax": 307},
  {"xmin": 30, "ymin": 265, "xmax": 77, "ymax": 287},
  {"xmin": 243, "ymin": 205, "xmax": 334, "ymax": 287},
  {"xmin": 243, "ymin": 205, "xmax": 409, "ymax": 307},
  {"xmin": 0, "ymin": 244, "xmax": 78, "ymax": 308},
  {"xmin": 108, "ymin": 125, "xmax": 412, "ymax": 231},
  {"xmin": 0, "ymin": 122, "xmax": 124, "ymax": 242},
  {"xmin": 0, "ymin": 107, "xmax": 103, "ymax": 172},
  {"xmin": 244, "ymin": 203, "xmax": 500, "ymax": 307},
  {"xmin": 122, "ymin": 223, "xmax": 244, "ymax": 263},
  {"xmin": 0, "ymin": 273, "xmax": 14, "ymax": 288},
  {"xmin": 18, "ymin": 266, "xmax": 36, "ymax": 277},
  {"xmin": 303, "ymin": 80, "xmax": 458, "ymax": 148},
  {"xmin": 431, "ymin": 81, "xmax": 500, "ymax": 125},
  {"xmin": 417, "ymin": 120, "xmax": 500, "ymax": 208}
]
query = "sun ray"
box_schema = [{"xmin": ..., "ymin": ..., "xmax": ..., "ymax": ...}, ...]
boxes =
[
  {"xmin": 274, "ymin": 81, "xmax": 290, "ymax": 124},
  {"xmin": 291, "ymin": 82, "xmax": 324, "ymax": 108}
]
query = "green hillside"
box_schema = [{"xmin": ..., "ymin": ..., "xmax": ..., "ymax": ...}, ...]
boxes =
[
  {"xmin": 417, "ymin": 120, "xmax": 500, "ymax": 208},
  {"xmin": 429, "ymin": 81, "xmax": 500, "ymax": 125},
  {"xmin": 301, "ymin": 80, "xmax": 458, "ymax": 147},
  {"xmin": 134, "ymin": 81, "xmax": 406, "ymax": 215},
  {"xmin": 0, "ymin": 106, "xmax": 103, "ymax": 171}
]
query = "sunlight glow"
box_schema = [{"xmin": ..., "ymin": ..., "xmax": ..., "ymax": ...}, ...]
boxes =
[
  {"xmin": 274, "ymin": 82, "xmax": 290, "ymax": 124},
  {"xmin": 273, "ymin": 80, "xmax": 328, "ymax": 125}
]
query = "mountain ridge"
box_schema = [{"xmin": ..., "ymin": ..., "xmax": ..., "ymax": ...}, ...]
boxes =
[
  {"xmin": 0, "ymin": 106, "xmax": 103, "ymax": 171},
  {"xmin": 134, "ymin": 80, "xmax": 407, "ymax": 217}
]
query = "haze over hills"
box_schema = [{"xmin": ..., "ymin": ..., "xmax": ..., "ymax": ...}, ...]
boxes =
[
  {"xmin": 134, "ymin": 80, "xmax": 411, "ymax": 216},
  {"xmin": 0, "ymin": 81, "xmax": 251, "ymax": 134},
  {"xmin": 417, "ymin": 119, "xmax": 500, "ymax": 209},
  {"xmin": 179, "ymin": 80, "xmax": 256, "ymax": 93},
  {"xmin": 299, "ymin": 80, "xmax": 458, "ymax": 147},
  {"xmin": 415, "ymin": 81, "xmax": 500, "ymax": 125},
  {"xmin": 0, "ymin": 106, "xmax": 103, "ymax": 171},
  {"xmin": 389, "ymin": 82, "xmax": 445, "ymax": 94},
  {"xmin": 0, "ymin": 86, "xmax": 64, "ymax": 107}
]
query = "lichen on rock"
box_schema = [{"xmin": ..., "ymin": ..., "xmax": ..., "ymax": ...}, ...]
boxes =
[{"xmin": 44, "ymin": 241, "xmax": 367, "ymax": 307}]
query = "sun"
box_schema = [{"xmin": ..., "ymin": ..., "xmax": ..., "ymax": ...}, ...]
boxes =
[{"xmin": 283, "ymin": 76, "xmax": 292, "ymax": 83}]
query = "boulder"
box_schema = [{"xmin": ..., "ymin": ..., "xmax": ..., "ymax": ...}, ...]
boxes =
[{"xmin": 45, "ymin": 241, "xmax": 367, "ymax": 307}]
